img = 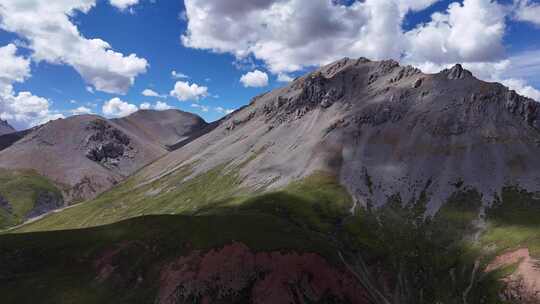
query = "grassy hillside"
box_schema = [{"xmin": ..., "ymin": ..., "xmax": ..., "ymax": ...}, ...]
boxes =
[
  {"xmin": 13, "ymin": 163, "xmax": 244, "ymax": 232},
  {"xmin": 0, "ymin": 169, "xmax": 63, "ymax": 229},
  {"xmin": 0, "ymin": 214, "xmax": 342, "ymax": 304},
  {"xmin": 5, "ymin": 161, "xmax": 528, "ymax": 303},
  {"xmin": 483, "ymin": 187, "xmax": 540, "ymax": 257},
  {"xmin": 13, "ymin": 147, "xmax": 354, "ymax": 233},
  {"xmin": 4, "ymin": 151, "xmax": 540, "ymax": 303}
]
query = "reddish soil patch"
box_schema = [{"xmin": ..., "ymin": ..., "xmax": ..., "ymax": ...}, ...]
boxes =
[
  {"xmin": 487, "ymin": 248, "xmax": 540, "ymax": 303},
  {"xmin": 158, "ymin": 242, "xmax": 369, "ymax": 304}
]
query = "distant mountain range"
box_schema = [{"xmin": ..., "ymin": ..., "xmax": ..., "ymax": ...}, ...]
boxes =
[{"xmin": 2, "ymin": 58, "xmax": 540, "ymax": 304}]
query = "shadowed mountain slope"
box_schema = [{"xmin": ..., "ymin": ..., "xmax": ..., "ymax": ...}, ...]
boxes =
[{"xmin": 0, "ymin": 119, "xmax": 14, "ymax": 136}]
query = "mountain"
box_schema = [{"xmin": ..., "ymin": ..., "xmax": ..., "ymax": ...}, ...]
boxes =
[
  {"xmin": 141, "ymin": 58, "xmax": 540, "ymax": 213},
  {"xmin": 113, "ymin": 109, "xmax": 209, "ymax": 149},
  {"xmin": 4, "ymin": 58, "xmax": 540, "ymax": 303},
  {"xmin": 0, "ymin": 119, "xmax": 14, "ymax": 136},
  {"xmin": 0, "ymin": 110, "xmax": 209, "ymax": 225}
]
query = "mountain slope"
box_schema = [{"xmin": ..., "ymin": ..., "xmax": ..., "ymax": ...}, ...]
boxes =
[
  {"xmin": 0, "ymin": 169, "xmax": 63, "ymax": 229},
  {"xmin": 17, "ymin": 57, "xmax": 540, "ymax": 230},
  {"xmin": 139, "ymin": 58, "xmax": 540, "ymax": 213},
  {"xmin": 113, "ymin": 109, "xmax": 209, "ymax": 148},
  {"xmin": 4, "ymin": 171, "xmax": 525, "ymax": 304},
  {"xmin": 0, "ymin": 110, "xmax": 209, "ymax": 204},
  {"xmin": 0, "ymin": 119, "xmax": 14, "ymax": 135},
  {"xmin": 6, "ymin": 58, "xmax": 540, "ymax": 303},
  {"xmin": 0, "ymin": 213, "xmax": 369, "ymax": 304}
]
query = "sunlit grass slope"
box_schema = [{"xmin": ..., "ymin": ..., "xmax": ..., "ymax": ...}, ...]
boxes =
[{"xmin": 0, "ymin": 169, "xmax": 62, "ymax": 229}]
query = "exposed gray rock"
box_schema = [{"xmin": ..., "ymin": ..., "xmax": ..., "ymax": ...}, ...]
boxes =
[
  {"xmin": 412, "ymin": 78, "xmax": 423, "ymax": 89},
  {"xmin": 0, "ymin": 195, "xmax": 12, "ymax": 214},
  {"xmin": 444, "ymin": 64, "xmax": 473, "ymax": 80},
  {"xmin": 25, "ymin": 191, "xmax": 64, "ymax": 219},
  {"xmin": 85, "ymin": 119, "xmax": 135, "ymax": 168}
]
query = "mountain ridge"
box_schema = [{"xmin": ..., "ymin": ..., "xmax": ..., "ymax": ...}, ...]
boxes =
[{"xmin": 135, "ymin": 57, "xmax": 540, "ymax": 214}]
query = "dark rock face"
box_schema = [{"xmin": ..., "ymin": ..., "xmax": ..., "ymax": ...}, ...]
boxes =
[
  {"xmin": 0, "ymin": 129, "xmax": 33, "ymax": 152},
  {"xmin": 25, "ymin": 191, "xmax": 64, "ymax": 219},
  {"xmin": 444, "ymin": 64, "xmax": 473, "ymax": 80},
  {"xmin": 85, "ymin": 120, "xmax": 135, "ymax": 168},
  {"xmin": 0, "ymin": 195, "xmax": 12, "ymax": 214},
  {"xmin": 86, "ymin": 142, "xmax": 126, "ymax": 162},
  {"xmin": 506, "ymin": 90, "xmax": 540, "ymax": 130}
]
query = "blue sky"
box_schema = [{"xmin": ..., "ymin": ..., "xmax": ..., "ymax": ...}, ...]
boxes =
[{"xmin": 0, "ymin": 0, "xmax": 539, "ymax": 129}]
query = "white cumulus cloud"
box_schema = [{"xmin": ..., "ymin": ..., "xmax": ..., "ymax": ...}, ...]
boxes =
[
  {"xmin": 190, "ymin": 103, "xmax": 209, "ymax": 112},
  {"xmin": 154, "ymin": 101, "xmax": 173, "ymax": 110},
  {"xmin": 0, "ymin": 91, "xmax": 64, "ymax": 129},
  {"xmin": 513, "ymin": 0, "xmax": 540, "ymax": 26},
  {"xmin": 405, "ymin": 0, "xmax": 506, "ymax": 65},
  {"xmin": 109, "ymin": 0, "xmax": 139, "ymax": 10},
  {"xmin": 240, "ymin": 70, "xmax": 269, "ymax": 88},
  {"xmin": 170, "ymin": 81, "xmax": 208, "ymax": 101},
  {"xmin": 140, "ymin": 101, "xmax": 174, "ymax": 111},
  {"xmin": 0, "ymin": 0, "xmax": 148, "ymax": 95},
  {"xmin": 70, "ymin": 106, "xmax": 93, "ymax": 115},
  {"xmin": 0, "ymin": 44, "xmax": 63, "ymax": 129},
  {"xmin": 172, "ymin": 70, "xmax": 190, "ymax": 79},
  {"xmin": 140, "ymin": 102, "xmax": 151, "ymax": 110},
  {"xmin": 102, "ymin": 97, "xmax": 138, "ymax": 117},
  {"xmin": 142, "ymin": 89, "xmax": 165, "ymax": 98},
  {"xmin": 0, "ymin": 44, "xmax": 30, "ymax": 85},
  {"xmin": 181, "ymin": 0, "xmax": 540, "ymax": 100},
  {"xmin": 182, "ymin": 0, "xmax": 438, "ymax": 73}
]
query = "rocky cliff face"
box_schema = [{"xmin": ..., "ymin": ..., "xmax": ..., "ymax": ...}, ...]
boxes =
[
  {"xmin": 84, "ymin": 119, "xmax": 136, "ymax": 169},
  {"xmin": 140, "ymin": 57, "xmax": 540, "ymax": 214}
]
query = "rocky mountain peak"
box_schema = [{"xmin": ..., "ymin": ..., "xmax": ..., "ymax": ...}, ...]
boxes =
[
  {"xmin": 442, "ymin": 63, "xmax": 473, "ymax": 80},
  {"xmin": 198, "ymin": 57, "xmax": 540, "ymax": 215}
]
